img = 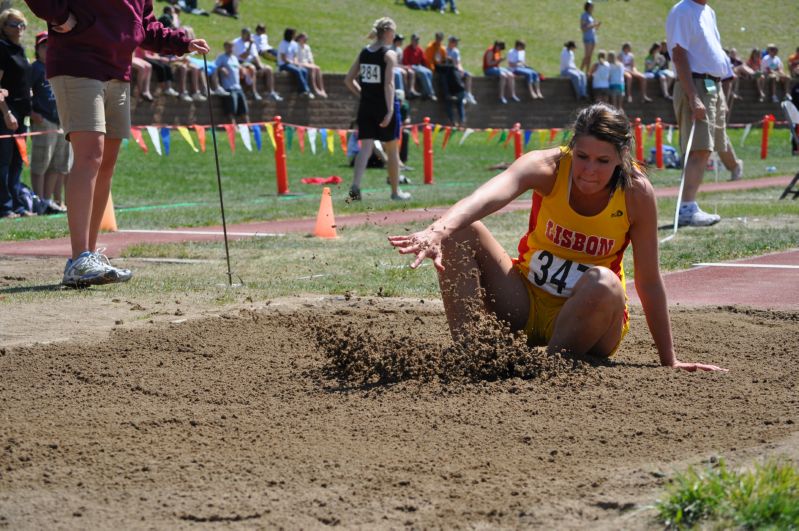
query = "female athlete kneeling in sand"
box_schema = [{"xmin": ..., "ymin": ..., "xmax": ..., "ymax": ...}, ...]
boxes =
[{"xmin": 389, "ymin": 103, "xmax": 725, "ymax": 372}]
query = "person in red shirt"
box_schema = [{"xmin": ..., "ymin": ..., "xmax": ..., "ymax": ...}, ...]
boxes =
[
  {"xmin": 24, "ymin": 0, "xmax": 209, "ymax": 288},
  {"xmin": 402, "ymin": 33, "xmax": 435, "ymax": 100}
]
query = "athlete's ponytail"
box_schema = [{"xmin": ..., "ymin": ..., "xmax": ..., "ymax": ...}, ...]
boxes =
[
  {"xmin": 569, "ymin": 103, "xmax": 643, "ymax": 192},
  {"xmin": 368, "ymin": 17, "xmax": 397, "ymax": 41}
]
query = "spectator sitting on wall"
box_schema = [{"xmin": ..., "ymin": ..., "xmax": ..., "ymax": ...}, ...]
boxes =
[
  {"xmin": 158, "ymin": 6, "xmax": 176, "ymax": 28},
  {"xmin": 424, "ymin": 32, "xmax": 447, "ymax": 73},
  {"xmin": 761, "ymin": 44, "xmax": 791, "ymax": 103},
  {"xmin": 215, "ymin": 41, "xmax": 250, "ymax": 124},
  {"xmin": 254, "ymin": 24, "xmax": 277, "ymax": 61},
  {"xmin": 483, "ymin": 40, "xmax": 518, "ymax": 104},
  {"xmin": 746, "ymin": 48, "xmax": 767, "ymax": 102},
  {"xmin": 213, "ymin": 0, "xmax": 239, "ymax": 19},
  {"xmin": 446, "ymin": 35, "xmax": 476, "ymax": 104},
  {"xmin": 644, "ymin": 42, "xmax": 673, "ymax": 100},
  {"xmin": 788, "ymin": 46, "xmax": 799, "ymax": 78},
  {"xmin": 607, "ymin": 51, "xmax": 625, "ymax": 110},
  {"xmin": 30, "ymin": 31, "xmax": 70, "ymax": 213},
  {"xmin": 508, "ymin": 40, "xmax": 543, "ymax": 100},
  {"xmin": 560, "ymin": 40, "xmax": 588, "ymax": 100},
  {"xmin": 619, "ymin": 42, "xmax": 651, "ymax": 103},
  {"xmin": 233, "ymin": 27, "xmax": 282, "ymax": 101},
  {"xmin": 590, "ymin": 49, "xmax": 610, "ymax": 103},
  {"xmin": 296, "ymin": 32, "xmax": 327, "ymax": 98},
  {"xmin": 403, "ymin": 33, "xmax": 436, "ymax": 100},
  {"xmin": 392, "ymin": 34, "xmax": 421, "ymax": 98},
  {"xmin": 278, "ymin": 27, "xmax": 314, "ymax": 98}
]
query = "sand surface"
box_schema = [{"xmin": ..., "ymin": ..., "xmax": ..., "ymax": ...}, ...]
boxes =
[{"xmin": 1, "ymin": 297, "xmax": 798, "ymax": 529}]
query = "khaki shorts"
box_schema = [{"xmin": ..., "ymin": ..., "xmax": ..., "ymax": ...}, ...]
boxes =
[
  {"xmin": 673, "ymin": 78, "xmax": 728, "ymax": 154},
  {"xmin": 49, "ymin": 76, "xmax": 131, "ymax": 140},
  {"xmin": 30, "ymin": 118, "xmax": 72, "ymax": 175}
]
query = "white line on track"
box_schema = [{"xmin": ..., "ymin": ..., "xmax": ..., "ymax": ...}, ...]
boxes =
[
  {"xmin": 118, "ymin": 229, "xmax": 285, "ymax": 237},
  {"xmin": 693, "ymin": 263, "xmax": 799, "ymax": 269}
]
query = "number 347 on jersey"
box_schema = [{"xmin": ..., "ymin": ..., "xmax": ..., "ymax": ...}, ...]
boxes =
[
  {"xmin": 528, "ymin": 250, "xmax": 593, "ymax": 298},
  {"xmin": 360, "ymin": 64, "xmax": 381, "ymax": 83}
]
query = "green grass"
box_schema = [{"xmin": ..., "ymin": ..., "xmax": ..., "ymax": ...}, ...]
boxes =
[
  {"xmin": 656, "ymin": 459, "xmax": 799, "ymax": 530},
  {"xmin": 1, "ymin": 127, "xmax": 796, "ymax": 243},
  {"xmin": 12, "ymin": 0, "xmax": 798, "ymax": 76}
]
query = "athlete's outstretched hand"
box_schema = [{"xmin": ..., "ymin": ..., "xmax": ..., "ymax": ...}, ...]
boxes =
[
  {"xmin": 388, "ymin": 229, "xmax": 445, "ymax": 271},
  {"xmin": 669, "ymin": 359, "xmax": 728, "ymax": 372}
]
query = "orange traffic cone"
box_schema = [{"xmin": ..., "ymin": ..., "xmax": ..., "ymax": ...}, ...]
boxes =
[
  {"xmin": 313, "ymin": 187, "xmax": 338, "ymax": 239},
  {"xmin": 99, "ymin": 192, "xmax": 118, "ymax": 232}
]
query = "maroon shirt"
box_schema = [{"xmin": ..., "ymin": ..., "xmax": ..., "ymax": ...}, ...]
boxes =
[{"xmin": 24, "ymin": 0, "xmax": 191, "ymax": 82}]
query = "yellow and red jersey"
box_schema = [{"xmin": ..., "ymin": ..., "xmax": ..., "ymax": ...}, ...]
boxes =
[{"xmin": 516, "ymin": 147, "xmax": 631, "ymax": 298}]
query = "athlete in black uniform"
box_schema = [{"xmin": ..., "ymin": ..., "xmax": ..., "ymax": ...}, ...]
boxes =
[{"xmin": 344, "ymin": 17, "xmax": 411, "ymax": 201}]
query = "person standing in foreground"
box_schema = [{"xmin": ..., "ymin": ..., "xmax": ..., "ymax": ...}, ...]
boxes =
[
  {"xmin": 389, "ymin": 104, "xmax": 726, "ymax": 372},
  {"xmin": 666, "ymin": 0, "xmax": 734, "ymax": 227},
  {"xmin": 23, "ymin": 0, "xmax": 209, "ymax": 287},
  {"xmin": 345, "ymin": 17, "xmax": 411, "ymax": 202}
]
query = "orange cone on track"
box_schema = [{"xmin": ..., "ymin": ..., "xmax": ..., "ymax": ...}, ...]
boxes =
[
  {"xmin": 99, "ymin": 192, "xmax": 118, "ymax": 232},
  {"xmin": 313, "ymin": 187, "xmax": 337, "ymax": 239}
]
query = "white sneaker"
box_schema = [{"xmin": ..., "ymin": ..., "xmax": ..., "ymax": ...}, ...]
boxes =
[
  {"xmin": 164, "ymin": 87, "xmax": 179, "ymax": 97},
  {"xmin": 94, "ymin": 249, "xmax": 133, "ymax": 284},
  {"xmin": 390, "ymin": 190, "xmax": 412, "ymax": 201},
  {"xmin": 62, "ymin": 251, "xmax": 126, "ymax": 288},
  {"xmin": 678, "ymin": 206, "xmax": 721, "ymax": 227},
  {"xmin": 466, "ymin": 92, "xmax": 478, "ymax": 105},
  {"xmin": 212, "ymin": 87, "xmax": 230, "ymax": 96},
  {"xmin": 180, "ymin": 92, "xmax": 193, "ymax": 102},
  {"xmin": 192, "ymin": 92, "xmax": 207, "ymax": 102},
  {"xmin": 269, "ymin": 91, "xmax": 283, "ymax": 102},
  {"xmin": 252, "ymin": 92, "xmax": 263, "ymax": 101},
  {"xmin": 730, "ymin": 159, "xmax": 744, "ymax": 181}
]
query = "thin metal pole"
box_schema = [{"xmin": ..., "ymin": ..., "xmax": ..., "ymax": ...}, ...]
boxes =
[{"xmin": 202, "ymin": 54, "xmax": 233, "ymax": 286}]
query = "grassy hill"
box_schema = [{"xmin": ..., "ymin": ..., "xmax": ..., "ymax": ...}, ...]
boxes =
[{"xmin": 11, "ymin": 0, "xmax": 799, "ymax": 76}]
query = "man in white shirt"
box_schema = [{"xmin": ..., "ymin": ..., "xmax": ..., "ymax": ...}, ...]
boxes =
[
  {"xmin": 666, "ymin": 0, "xmax": 738, "ymax": 227},
  {"xmin": 231, "ymin": 27, "xmax": 282, "ymax": 101},
  {"xmin": 761, "ymin": 45, "xmax": 791, "ymax": 103}
]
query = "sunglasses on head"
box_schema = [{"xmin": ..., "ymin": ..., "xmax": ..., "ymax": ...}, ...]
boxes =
[{"xmin": 5, "ymin": 21, "xmax": 26, "ymax": 29}]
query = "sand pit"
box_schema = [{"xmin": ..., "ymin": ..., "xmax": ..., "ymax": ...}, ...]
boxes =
[{"xmin": 1, "ymin": 298, "xmax": 797, "ymax": 529}]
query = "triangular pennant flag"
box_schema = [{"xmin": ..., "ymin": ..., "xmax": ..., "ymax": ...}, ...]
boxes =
[
  {"xmin": 297, "ymin": 127, "xmax": 306, "ymax": 153},
  {"xmin": 337, "ymin": 130, "xmax": 347, "ymax": 155},
  {"xmin": 251, "ymin": 124, "xmax": 263, "ymax": 151},
  {"xmin": 538, "ymin": 129, "xmax": 548, "ymax": 146},
  {"xmin": 549, "ymin": 128, "xmax": 558, "ymax": 142},
  {"xmin": 431, "ymin": 123, "xmax": 442, "ymax": 145},
  {"xmin": 160, "ymin": 127, "xmax": 171, "ymax": 155},
  {"xmin": 459, "ymin": 128, "xmax": 474, "ymax": 146},
  {"xmin": 121, "ymin": 138, "xmax": 129, "ymax": 149},
  {"xmin": 308, "ymin": 127, "xmax": 317, "ymax": 154},
  {"xmin": 740, "ymin": 123, "xmax": 752, "ymax": 147},
  {"xmin": 486, "ymin": 128, "xmax": 498, "ymax": 142},
  {"xmin": 265, "ymin": 123, "xmax": 276, "ymax": 149},
  {"xmin": 193, "ymin": 125, "xmax": 206, "ymax": 153},
  {"xmin": 666, "ymin": 125, "xmax": 673, "ymax": 144},
  {"xmin": 326, "ymin": 129, "xmax": 335, "ymax": 154},
  {"xmin": 237, "ymin": 124, "xmax": 252, "ymax": 151},
  {"xmin": 131, "ymin": 128, "xmax": 148, "ymax": 153},
  {"xmin": 177, "ymin": 126, "xmax": 198, "ymax": 152},
  {"xmin": 411, "ymin": 125, "xmax": 419, "ymax": 145},
  {"xmin": 320, "ymin": 128, "xmax": 328, "ymax": 152},
  {"xmin": 285, "ymin": 125, "xmax": 294, "ymax": 151},
  {"xmin": 222, "ymin": 124, "xmax": 236, "ymax": 154},
  {"xmin": 14, "ymin": 136, "xmax": 28, "ymax": 166},
  {"xmin": 561, "ymin": 130, "xmax": 570, "ymax": 143},
  {"xmin": 524, "ymin": 129, "xmax": 532, "ymax": 147},
  {"xmin": 441, "ymin": 126, "xmax": 452, "ymax": 150},
  {"xmin": 146, "ymin": 126, "xmax": 162, "ymax": 155},
  {"xmin": 499, "ymin": 129, "xmax": 509, "ymax": 146}
]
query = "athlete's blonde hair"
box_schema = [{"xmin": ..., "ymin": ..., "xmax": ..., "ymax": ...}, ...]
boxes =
[{"xmin": 368, "ymin": 17, "xmax": 396, "ymax": 41}]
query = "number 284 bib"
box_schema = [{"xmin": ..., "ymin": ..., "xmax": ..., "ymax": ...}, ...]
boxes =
[
  {"xmin": 360, "ymin": 64, "xmax": 381, "ymax": 84},
  {"xmin": 527, "ymin": 250, "xmax": 593, "ymax": 298}
]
